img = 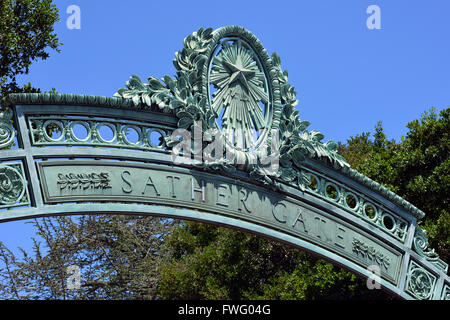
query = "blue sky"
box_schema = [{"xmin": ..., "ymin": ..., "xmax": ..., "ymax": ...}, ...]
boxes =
[{"xmin": 1, "ymin": 0, "xmax": 449, "ymax": 253}]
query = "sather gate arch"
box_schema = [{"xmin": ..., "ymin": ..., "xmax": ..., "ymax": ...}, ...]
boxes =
[{"xmin": 0, "ymin": 26, "xmax": 448, "ymax": 300}]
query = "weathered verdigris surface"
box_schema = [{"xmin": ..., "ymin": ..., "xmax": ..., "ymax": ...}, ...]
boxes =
[
  {"xmin": 1, "ymin": 25, "xmax": 448, "ymax": 300},
  {"xmin": 38, "ymin": 160, "xmax": 402, "ymax": 283}
]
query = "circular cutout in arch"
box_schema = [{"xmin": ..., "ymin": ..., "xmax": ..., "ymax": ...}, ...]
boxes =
[
  {"xmin": 43, "ymin": 120, "xmax": 64, "ymax": 142},
  {"xmin": 325, "ymin": 182, "xmax": 340, "ymax": 201},
  {"xmin": 148, "ymin": 129, "xmax": 166, "ymax": 148},
  {"xmin": 96, "ymin": 123, "xmax": 117, "ymax": 144},
  {"xmin": 382, "ymin": 213, "xmax": 397, "ymax": 232},
  {"xmin": 70, "ymin": 121, "xmax": 91, "ymax": 142},
  {"xmin": 122, "ymin": 125, "xmax": 142, "ymax": 145},
  {"xmin": 363, "ymin": 202, "xmax": 378, "ymax": 221},
  {"xmin": 344, "ymin": 192, "xmax": 359, "ymax": 211},
  {"xmin": 306, "ymin": 173, "xmax": 320, "ymax": 193}
]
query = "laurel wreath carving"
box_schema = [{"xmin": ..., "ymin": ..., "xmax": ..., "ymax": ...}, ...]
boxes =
[
  {"xmin": 352, "ymin": 237, "xmax": 391, "ymax": 270},
  {"xmin": 57, "ymin": 172, "xmax": 111, "ymax": 190}
]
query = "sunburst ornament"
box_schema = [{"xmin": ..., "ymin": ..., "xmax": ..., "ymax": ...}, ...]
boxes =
[{"xmin": 209, "ymin": 39, "xmax": 270, "ymax": 151}]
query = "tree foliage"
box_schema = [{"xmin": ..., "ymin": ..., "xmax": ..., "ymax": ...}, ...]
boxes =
[
  {"xmin": 338, "ymin": 108, "xmax": 449, "ymax": 262},
  {"xmin": 156, "ymin": 222, "xmax": 387, "ymax": 300},
  {"xmin": 0, "ymin": 0, "xmax": 61, "ymax": 97},
  {"xmin": 0, "ymin": 215, "xmax": 179, "ymax": 299}
]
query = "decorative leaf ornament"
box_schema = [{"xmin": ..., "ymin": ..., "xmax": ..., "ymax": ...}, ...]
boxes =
[
  {"xmin": 114, "ymin": 27, "xmax": 213, "ymax": 113},
  {"xmin": 114, "ymin": 26, "xmax": 349, "ymax": 189}
]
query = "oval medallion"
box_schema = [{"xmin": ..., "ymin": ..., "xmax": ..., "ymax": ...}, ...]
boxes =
[{"xmin": 204, "ymin": 26, "xmax": 278, "ymax": 154}]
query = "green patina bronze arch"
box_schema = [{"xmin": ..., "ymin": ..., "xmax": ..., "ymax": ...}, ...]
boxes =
[{"xmin": 0, "ymin": 26, "xmax": 448, "ymax": 300}]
